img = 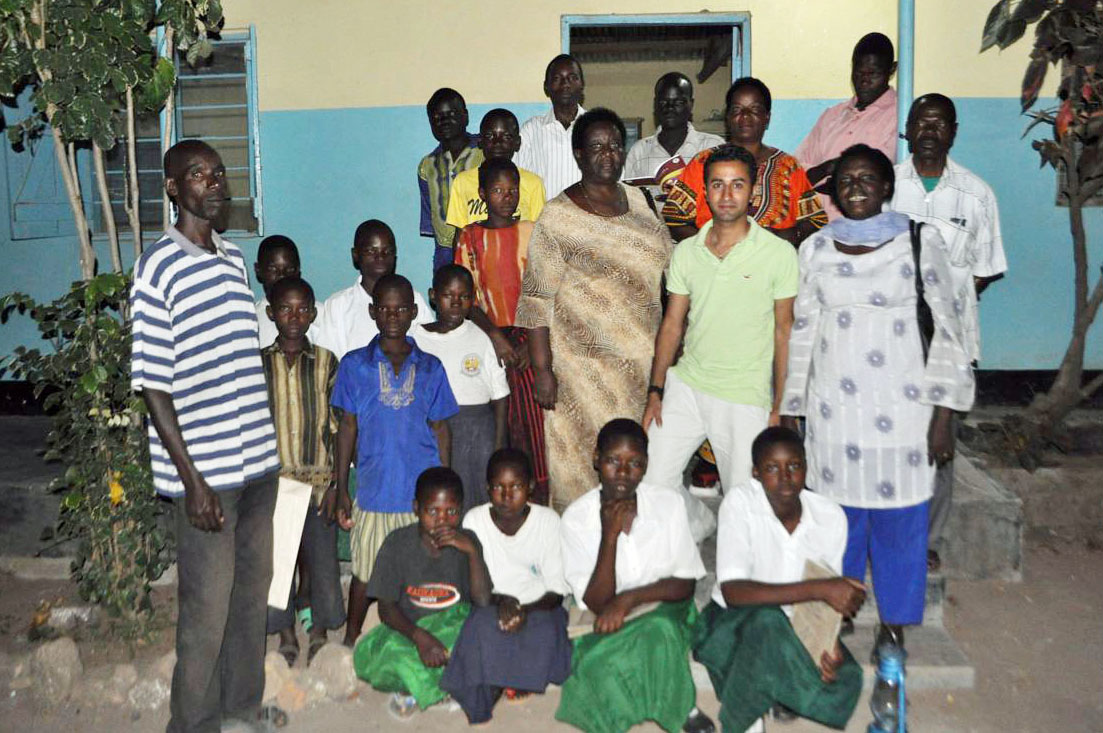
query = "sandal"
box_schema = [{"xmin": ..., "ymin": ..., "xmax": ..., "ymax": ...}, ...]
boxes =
[
  {"xmin": 258, "ymin": 704, "xmax": 289, "ymax": 730},
  {"xmin": 277, "ymin": 638, "xmax": 299, "ymax": 668},
  {"xmin": 307, "ymin": 633, "xmax": 327, "ymax": 665}
]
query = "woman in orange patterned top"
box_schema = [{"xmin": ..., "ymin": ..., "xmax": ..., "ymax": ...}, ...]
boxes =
[
  {"xmin": 454, "ymin": 158, "xmax": 548, "ymax": 504},
  {"xmin": 663, "ymin": 77, "xmax": 827, "ymax": 246}
]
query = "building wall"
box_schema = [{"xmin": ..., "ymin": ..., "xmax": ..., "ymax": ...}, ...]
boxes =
[{"xmin": 0, "ymin": 0, "xmax": 1098, "ymax": 370}]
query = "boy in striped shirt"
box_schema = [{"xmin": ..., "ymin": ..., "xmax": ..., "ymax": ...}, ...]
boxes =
[{"xmin": 131, "ymin": 140, "xmax": 281, "ymax": 732}]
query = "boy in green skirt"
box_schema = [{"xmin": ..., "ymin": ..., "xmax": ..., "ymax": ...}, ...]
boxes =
[
  {"xmin": 354, "ymin": 467, "xmax": 492, "ymax": 719},
  {"xmin": 558, "ymin": 419, "xmax": 715, "ymax": 733},
  {"xmin": 693, "ymin": 427, "xmax": 866, "ymax": 731}
]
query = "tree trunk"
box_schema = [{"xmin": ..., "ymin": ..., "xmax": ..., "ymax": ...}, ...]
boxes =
[
  {"xmin": 1021, "ymin": 140, "xmax": 1103, "ymax": 446},
  {"xmin": 124, "ymin": 86, "xmax": 143, "ymax": 259},
  {"xmin": 92, "ymin": 142, "xmax": 122, "ymax": 273},
  {"xmin": 51, "ymin": 132, "xmax": 96, "ymax": 280}
]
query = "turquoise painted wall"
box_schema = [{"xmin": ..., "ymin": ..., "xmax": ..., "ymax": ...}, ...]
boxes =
[{"xmin": 0, "ymin": 98, "xmax": 1099, "ymax": 370}]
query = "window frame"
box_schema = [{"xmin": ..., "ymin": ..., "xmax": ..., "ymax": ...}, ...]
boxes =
[
  {"xmin": 93, "ymin": 24, "xmax": 263, "ymax": 241},
  {"xmin": 560, "ymin": 12, "xmax": 751, "ymax": 81}
]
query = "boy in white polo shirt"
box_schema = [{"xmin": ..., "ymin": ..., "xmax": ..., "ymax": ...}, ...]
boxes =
[
  {"xmin": 642, "ymin": 144, "xmax": 797, "ymax": 541},
  {"xmin": 694, "ymin": 427, "xmax": 865, "ymax": 731}
]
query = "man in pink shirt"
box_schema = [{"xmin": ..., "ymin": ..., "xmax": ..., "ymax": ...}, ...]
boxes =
[{"xmin": 796, "ymin": 33, "xmax": 898, "ymax": 221}]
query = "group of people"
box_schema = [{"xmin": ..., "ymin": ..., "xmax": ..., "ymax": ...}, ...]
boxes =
[{"xmin": 130, "ymin": 28, "xmax": 1006, "ymax": 733}]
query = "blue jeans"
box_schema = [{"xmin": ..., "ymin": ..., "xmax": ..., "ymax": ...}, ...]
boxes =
[{"xmin": 168, "ymin": 472, "xmax": 278, "ymax": 733}]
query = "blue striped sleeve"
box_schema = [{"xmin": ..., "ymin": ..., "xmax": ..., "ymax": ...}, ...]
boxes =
[{"xmin": 131, "ymin": 277, "xmax": 174, "ymax": 394}]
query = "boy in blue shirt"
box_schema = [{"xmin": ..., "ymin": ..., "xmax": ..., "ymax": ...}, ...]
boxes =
[{"xmin": 324, "ymin": 274, "xmax": 459, "ymax": 647}]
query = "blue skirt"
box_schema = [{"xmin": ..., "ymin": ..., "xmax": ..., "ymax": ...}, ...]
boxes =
[{"xmin": 440, "ymin": 604, "xmax": 572, "ymax": 724}]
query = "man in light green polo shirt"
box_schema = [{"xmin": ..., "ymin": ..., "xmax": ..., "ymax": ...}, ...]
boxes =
[{"xmin": 642, "ymin": 144, "xmax": 797, "ymax": 541}]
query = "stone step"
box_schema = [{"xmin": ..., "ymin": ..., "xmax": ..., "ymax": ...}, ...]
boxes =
[{"xmin": 690, "ymin": 623, "xmax": 975, "ymax": 691}]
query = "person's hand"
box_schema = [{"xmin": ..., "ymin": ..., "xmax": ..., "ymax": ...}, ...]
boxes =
[
  {"xmin": 819, "ymin": 641, "xmax": 845, "ymax": 684},
  {"xmin": 928, "ymin": 411, "xmax": 955, "ymax": 467},
  {"xmin": 642, "ymin": 392, "xmax": 663, "ymax": 432},
  {"xmin": 184, "ymin": 476, "xmax": 223, "ymax": 532},
  {"xmin": 818, "ymin": 577, "xmax": 866, "ymax": 617},
  {"xmin": 433, "ymin": 526, "xmax": 477, "ymax": 554},
  {"xmin": 534, "ymin": 367, "xmax": 557, "ymax": 409},
  {"xmin": 594, "ymin": 594, "xmax": 634, "ymax": 634},
  {"xmin": 489, "ymin": 330, "xmax": 518, "ymax": 369},
  {"xmin": 768, "ymin": 409, "xmax": 781, "ymax": 427},
  {"xmin": 321, "ymin": 487, "xmax": 354, "ymax": 531},
  {"xmin": 497, "ymin": 596, "xmax": 526, "ymax": 633},
  {"xmin": 807, "ymin": 157, "xmax": 838, "ymax": 187},
  {"xmin": 779, "ymin": 415, "xmax": 801, "ymax": 433},
  {"xmin": 599, "ymin": 498, "xmax": 636, "ymax": 539},
  {"xmin": 412, "ymin": 629, "xmax": 449, "ymax": 668}
]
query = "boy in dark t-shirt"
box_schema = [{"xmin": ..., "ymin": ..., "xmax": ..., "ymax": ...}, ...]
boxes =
[{"xmin": 353, "ymin": 467, "xmax": 492, "ymax": 719}]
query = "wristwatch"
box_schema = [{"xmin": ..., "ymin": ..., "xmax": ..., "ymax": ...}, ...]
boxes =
[{"xmin": 647, "ymin": 385, "xmax": 664, "ymax": 398}]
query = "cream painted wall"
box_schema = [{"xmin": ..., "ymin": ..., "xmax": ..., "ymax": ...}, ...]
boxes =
[{"xmin": 227, "ymin": 0, "xmax": 1043, "ymax": 111}]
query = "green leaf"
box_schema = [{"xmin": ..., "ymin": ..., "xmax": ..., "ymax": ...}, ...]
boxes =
[
  {"xmin": 981, "ymin": 0, "xmax": 1012, "ymax": 52},
  {"xmin": 80, "ymin": 371, "xmax": 99, "ymax": 394},
  {"xmin": 63, "ymin": 492, "xmax": 83, "ymax": 510}
]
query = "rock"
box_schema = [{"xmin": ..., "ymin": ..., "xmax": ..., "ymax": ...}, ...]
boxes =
[
  {"xmin": 150, "ymin": 650, "xmax": 176, "ymax": 685},
  {"xmin": 128, "ymin": 677, "xmax": 170, "ymax": 711},
  {"xmin": 308, "ymin": 643, "xmax": 357, "ymax": 700},
  {"xmin": 48, "ymin": 606, "xmax": 100, "ymax": 633},
  {"xmin": 30, "ymin": 637, "xmax": 82, "ymax": 704},
  {"xmin": 275, "ymin": 676, "xmax": 308, "ymax": 713},
  {"xmin": 110, "ymin": 663, "xmax": 138, "ymax": 702},
  {"xmin": 298, "ymin": 670, "xmax": 327, "ymax": 706},
  {"xmin": 0, "ymin": 555, "xmax": 73, "ymax": 581},
  {"xmin": 9, "ymin": 655, "xmax": 32, "ymax": 691},
  {"xmin": 262, "ymin": 650, "xmax": 292, "ymax": 704}
]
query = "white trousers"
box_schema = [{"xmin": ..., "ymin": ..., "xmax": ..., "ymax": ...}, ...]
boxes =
[{"xmin": 643, "ymin": 370, "xmax": 769, "ymax": 542}]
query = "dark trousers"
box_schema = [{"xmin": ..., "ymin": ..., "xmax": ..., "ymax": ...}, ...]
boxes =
[
  {"xmin": 266, "ymin": 504, "xmax": 346, "ymax": 633},
  {"xmin": 169, "ymin": 473, "xmax": 278, "ymax": 733}
]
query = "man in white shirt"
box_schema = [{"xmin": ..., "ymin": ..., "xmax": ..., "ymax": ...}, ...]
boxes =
[
  {"xmin": 694, "ymin": 427, "xmax": 865, "ymax": 732},
  {"xmin": 253, "ymin": 234, "xmax": 321, "ymax": 347},
  {"xmin": 313, "ymin": 220, "xmax": 429, "ymax": 360},
  {"xmin": 622, "ymin": 72, "xmax": 725, "ymax": 204},
  {"xmin": 890, "ymin": 93, "xmax": 1008, "ymax": 570},
  {"xmin": 516, "ymin": 54, "xmax": 586, "ymax": 200}
]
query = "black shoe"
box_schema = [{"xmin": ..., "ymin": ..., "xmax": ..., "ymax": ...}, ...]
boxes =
[
  {"xmin": 770, "ymin": 704, "xmax": 799, "ymax": 723},
  {"xmin": 682, "ymin": 707, "xmax": 716, "ymax": 733},
  {"xmin": 872, "ymin": 623, "xmax": 905, "ymax": 664}
]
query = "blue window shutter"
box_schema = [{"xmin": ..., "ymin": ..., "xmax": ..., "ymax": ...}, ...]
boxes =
[{"xmin": 4, "ymin": 133, "xmax": 76, "ymax": 240}]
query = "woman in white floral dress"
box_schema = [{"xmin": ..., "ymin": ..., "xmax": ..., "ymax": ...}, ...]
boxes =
[{"xmin": 781, "ymin": 144, "xmax": 974, "ymax": 654}]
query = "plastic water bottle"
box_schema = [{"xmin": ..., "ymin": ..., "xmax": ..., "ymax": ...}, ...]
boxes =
[{"xmin": 868, "ymin": 643, "xmax": 907, "ymax": 733}]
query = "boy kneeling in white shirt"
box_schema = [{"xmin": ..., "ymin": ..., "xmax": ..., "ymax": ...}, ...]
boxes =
[{"xmin": 694, "ymin": 427, "xmax": 866, "ymax": 731}]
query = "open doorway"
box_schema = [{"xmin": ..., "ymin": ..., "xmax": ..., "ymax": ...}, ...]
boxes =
[{"xmin": 562, "ymin": 13, "xmax": 749, "ymax": 149}]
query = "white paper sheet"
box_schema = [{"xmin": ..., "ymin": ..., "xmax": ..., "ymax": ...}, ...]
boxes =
[{"xmin": 267, "ymin": 476, "xmax": 313, "ymax": 609}]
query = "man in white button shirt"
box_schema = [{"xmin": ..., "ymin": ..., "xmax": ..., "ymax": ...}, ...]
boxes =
[
  {"xmin": 890, "ymin": 93, "xmax": 1007, "ymax": 571},
  {"xmin": 694, "ymin": 427, "xmax": 865, "ymax": 732},
  {"xmin": 516, "ymin": 54, "xmax": 586, "ymax": 200},
  {"xmin": 313, "ymin": 220, "xmax": 429, "ymax": 360},
  {"xmin": 622, "ymin": 72, "xmax": 725, "ymax": 204}
]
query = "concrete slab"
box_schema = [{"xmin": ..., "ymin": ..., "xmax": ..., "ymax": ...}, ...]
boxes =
[
  {"xmin": 941, "ymin": 450, "xmax": 1023, "ymax": 582},
  {"xmin": 0, "ymin": 555, "xmax": 73, "ymax": 580}
]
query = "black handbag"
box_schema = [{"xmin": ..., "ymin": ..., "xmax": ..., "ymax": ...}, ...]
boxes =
[{"xmin": 909, "ymin": 220, "xmax": 936, "ymax": 363}]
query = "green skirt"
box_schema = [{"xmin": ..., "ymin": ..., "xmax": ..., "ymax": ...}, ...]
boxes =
[
  {"xmin": 693, "ymin": 603, "xmax": 862, "ymax": 732},
  {"xmin": 556, "ymin": 600, "xmax": 698, "ymax": 733},
  {"xmin": 353, "ymin": 602, "xmax": 470, "ymax": 709}
]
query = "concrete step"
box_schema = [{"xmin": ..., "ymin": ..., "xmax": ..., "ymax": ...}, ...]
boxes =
[
  {"xmin": 690, "ymin": 623, "xmax": 975, "ymax": 691},
  {"xmin": 853, "ymin": 572, "xmax": 945, "ymax": 628}
]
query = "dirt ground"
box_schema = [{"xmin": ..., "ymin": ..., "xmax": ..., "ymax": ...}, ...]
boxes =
[{"xmin": 2, "ymin": 538, "xmax": 1101, "ymax": 732}]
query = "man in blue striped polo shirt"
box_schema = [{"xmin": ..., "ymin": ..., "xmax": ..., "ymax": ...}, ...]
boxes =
[{"xmin": 131, "ymin": 139, "xmax": 281, "ymax": 733}]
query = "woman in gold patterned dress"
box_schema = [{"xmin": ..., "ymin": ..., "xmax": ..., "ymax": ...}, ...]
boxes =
[{"xmin": 516, "ymin": 108, "xmax": 673, "ymax": 509}]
